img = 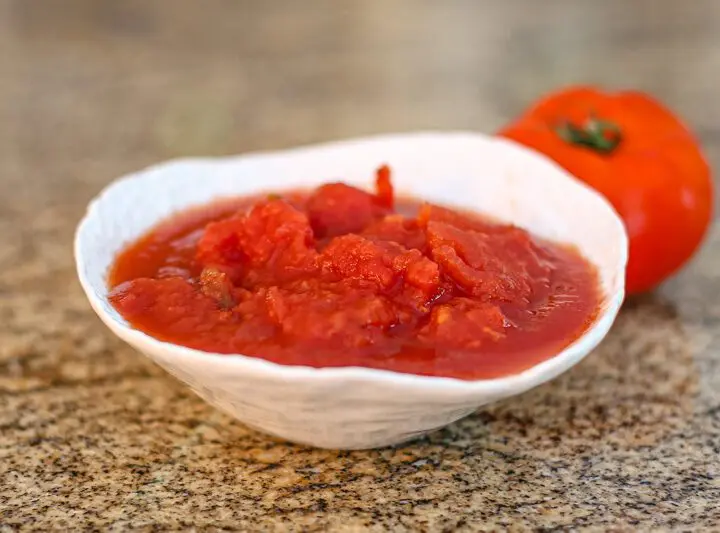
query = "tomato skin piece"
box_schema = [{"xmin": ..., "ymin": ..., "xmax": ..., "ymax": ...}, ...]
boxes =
[
  {"xmin": 375, "ymin": 164, "xmax": 394, "ymax": 209},
  {"xmin": 499, "ymin": 86, "xmax": 713, "ymax": 294}
]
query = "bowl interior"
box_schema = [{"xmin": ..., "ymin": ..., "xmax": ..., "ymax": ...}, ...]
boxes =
[{"xmin": 75, "ymin": 132, "xmax": 627, "ymax": 387}]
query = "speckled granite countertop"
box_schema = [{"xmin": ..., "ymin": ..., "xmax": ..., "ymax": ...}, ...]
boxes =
[{"xmin": 2, "ymin": 1, "xmax": 720, "ymax": 530}]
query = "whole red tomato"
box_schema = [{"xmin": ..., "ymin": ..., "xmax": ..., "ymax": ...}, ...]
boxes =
[{"xmin": 499, "ymin": 86, "xmax": 713, "ymax": 295}]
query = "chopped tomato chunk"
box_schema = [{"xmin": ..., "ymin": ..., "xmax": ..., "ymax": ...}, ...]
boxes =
[
  {"xmin": 307, "ymin": 183, "xmax": 388, "ymax": 238},
  {"xmin": 362, "ymin": 215, "xmax": 426, "ymax": 251},
  {"xmin": 319, "ymin": 234, "xmax": 397, "ymax": 289},
  {"xmin": 197, "ymin": 199, "xmax": 318, "ymax": 286},
  {"xmin": 266, "ymin": 281, "xmax": 398, "ymax": 349},
  {"xmin": 422, "ymin": 298, "xmax": 509, "ymax": 349}
]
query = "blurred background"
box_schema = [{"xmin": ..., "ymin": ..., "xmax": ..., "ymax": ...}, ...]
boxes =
[{"xmin": 2, "ymin": 0, "xmax": 719, "ymax": 206}]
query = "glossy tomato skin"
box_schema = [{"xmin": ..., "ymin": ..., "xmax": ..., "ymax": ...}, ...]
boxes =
[{"xmin": 499, "ymin": 86, "xmax": 713, "ymax": 294}]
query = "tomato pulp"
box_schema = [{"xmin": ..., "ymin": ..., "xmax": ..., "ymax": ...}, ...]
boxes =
[{"xmin": 109, "ymin": 167, "xmax": 600, "ymax": 380}]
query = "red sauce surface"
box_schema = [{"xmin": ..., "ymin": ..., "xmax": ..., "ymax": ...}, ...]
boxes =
[{"xmin": 109, "ymin": 167, "xmax": 600, "ymax": 380}]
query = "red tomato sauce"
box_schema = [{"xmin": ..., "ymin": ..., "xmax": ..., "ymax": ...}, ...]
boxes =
[{"xmin": 109, "ymin": 166, "xmax": 600, "ymax": 380}]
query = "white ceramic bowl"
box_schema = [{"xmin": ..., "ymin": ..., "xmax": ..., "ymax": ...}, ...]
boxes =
[{"xmin": 75, "ymin": 132, "xmax": 627, "ymax": 449}]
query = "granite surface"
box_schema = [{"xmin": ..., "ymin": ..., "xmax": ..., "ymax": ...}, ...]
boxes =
[{"xmin": 2, "ymin": 1, "xmax": 720, "ymax": 530}]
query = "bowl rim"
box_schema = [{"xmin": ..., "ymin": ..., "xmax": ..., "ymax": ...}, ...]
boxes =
[{"xmin": 74, "ymin": 130, "xmax": 628, "ymax": 398}]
